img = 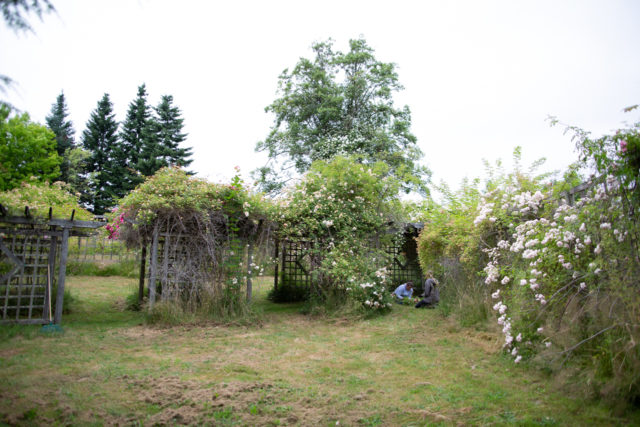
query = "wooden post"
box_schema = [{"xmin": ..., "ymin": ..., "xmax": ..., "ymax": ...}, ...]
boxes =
[
  {"xmin": 44, "ymin": 235, "xmax": 58, "ymax": 322},
  {"xmin": 273, "ymin": 240, "xmax": 279, "ymax": 292},
  {"xmin": 138, "ymin": 243, "xmax": 147, "ymax": 304},
  {"xmin": 148, "ymin": 223, "xmax": 159, "ymax": 309},
  {"xmin": 54, "ymin": 227, "xmax": 69, "ymax": 324},
  {"xmin": 246, "ymin": 239, "xmax": 254, "ymax": 302},
  {"xmin": 161, "ymin": 233, "xmax": 170, "ymax": 301}
]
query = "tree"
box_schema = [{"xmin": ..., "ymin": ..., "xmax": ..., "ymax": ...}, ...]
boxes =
[
  {"xmin": 81, "ymin": 93, "xmax": 119, "ymax": 215},
  {"xmin": 155, "ymin": 95, "xmax": 192, "ymax": 168},
  {"xmin": 45, "ymin": 91, "xmax": 75, "ymax": 182},
  {"xmin": 1, "ymin": 0, "xmax": 54, "ymax": 33},
  {"xmin": 118, "ymin": 84, "xmax": 152, "ymax": 191},
  {"xmin": 138, "ymin": 94, "xmax": 192, "ymax": 176},
  {"xmin": 0, "ymin": 104, "xmax": 60, "ymax": 190},
  {"xmin": 255, "ymin": 38, "xmax": 430, "ymax": 194}
]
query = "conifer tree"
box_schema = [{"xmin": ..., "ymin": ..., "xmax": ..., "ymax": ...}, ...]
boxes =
[
  {"xmin": 117, "ymin": 84, "xmax": 151, "ymax": 191},
  {"xmin": 138, "ymin": 94, "xmax": 192, "ymax": 176},
  {"xmin": 45, "ymin": 91, "xmax": 75, "ymax": 182},
  {"xmin": 81, "ymin": 93, "xmax": 119, "ymax": 215}
]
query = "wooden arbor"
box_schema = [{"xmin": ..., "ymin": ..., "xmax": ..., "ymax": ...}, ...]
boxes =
[
  {"xmin": 273, "ymin": 223, "xmax": 425, "ymax": 294},
  {"xmin": 0, "ymin": 207, "xmax": 104, "ymax": 325}
]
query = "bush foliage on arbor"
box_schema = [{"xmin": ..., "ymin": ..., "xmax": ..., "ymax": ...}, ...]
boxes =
[
  {"xmin": 276, "ymin": 156, "xmax": 403, "ymax": 313},
  {"xmin": 113, "ymin": 167, "xmax": 274, "ymax": 318},
  {"xmin": 417, "ymin": 110, "xmax": 640, "ymax": 404},
  {"xmin": 0, "ymin": 179, "xmax": 92, "ymax": 220}
]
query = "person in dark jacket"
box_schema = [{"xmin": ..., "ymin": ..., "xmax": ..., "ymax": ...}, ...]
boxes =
[{"xmin": 415, "ymin": 272, "xmax": 439, "ymax": 308}]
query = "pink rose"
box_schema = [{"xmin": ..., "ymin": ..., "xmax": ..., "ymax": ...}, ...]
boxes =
[{"xmin": 620, "ymin": 140, "xmax": 627, "ymax": 153}]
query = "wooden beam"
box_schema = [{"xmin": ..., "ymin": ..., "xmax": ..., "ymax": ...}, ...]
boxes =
[
  {"xmin": 0, "ymin": 215, "xmax": 105, "ymax": 229},
  {"xmin": 148, "ymin": 223, "xmax": 159, "ymax": 309},
  {"xmin": 138, "ymin": 243, "xmax": 147, "ymax": 305},
  {"xmin": 54, "ymin": 227, "xmax": 69, "ymax": 324}
]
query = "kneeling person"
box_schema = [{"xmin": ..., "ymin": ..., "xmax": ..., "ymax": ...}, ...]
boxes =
[
  {"xmin": 394, "ymin": 281, "xmax": 414, "ymax": 302},
  {"xmin": 415, "ymin": 274, "xmax": 439, "ymax": 308}
]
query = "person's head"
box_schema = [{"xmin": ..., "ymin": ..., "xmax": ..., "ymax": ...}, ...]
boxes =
[
  {"xmin": 406, "ymin": 281, "xmax": 413, "ymax": 289},
  {"xmin": 427, "ymin": 271, "xmax": 433, "ymax": 278}
]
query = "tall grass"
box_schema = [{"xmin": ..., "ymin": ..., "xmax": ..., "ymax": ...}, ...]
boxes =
[
  {"xmin": 66, "ymin": 259, "xmax": 139, "ymax": 278},
  {"xmin": 146, "ymin": 285, "xmax": 261, "ymax": 326}
]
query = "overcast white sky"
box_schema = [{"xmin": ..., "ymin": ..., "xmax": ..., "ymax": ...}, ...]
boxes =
[{"xmin": 3, "ymin": 0, "xmax": 640, "ymax": 196}]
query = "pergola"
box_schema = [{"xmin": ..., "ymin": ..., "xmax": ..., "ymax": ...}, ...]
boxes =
[{"xmin": 0, "ymin": 205, "xmax": 104, "ymax": 325}]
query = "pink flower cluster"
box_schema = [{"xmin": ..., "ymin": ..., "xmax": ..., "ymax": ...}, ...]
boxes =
[{"xmin": 106, "ymin": 213, "xmax": 125, "ymax": 239}]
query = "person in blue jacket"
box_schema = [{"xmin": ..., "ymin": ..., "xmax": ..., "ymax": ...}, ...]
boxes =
[{"xmin": 393, "ymin": 281, "xmax": 414, "ymax": 301}]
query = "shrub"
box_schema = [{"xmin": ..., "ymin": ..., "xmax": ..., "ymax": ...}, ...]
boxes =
[
  {"xmin": 0, "ymin": 179, "xmax": 92, "ymax": 220},
  {"xmin": 277, "ymin": 156, "xmax": 403, "ymax": 314}
]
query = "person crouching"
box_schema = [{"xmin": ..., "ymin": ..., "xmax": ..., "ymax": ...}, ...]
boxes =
[
  {"xmin": 393, "ymin": 281, "xmax": 414, "ymax": 303},
  {"xmin": 415, "ymin": 273, "xmax": 440, "ymax": 308}
]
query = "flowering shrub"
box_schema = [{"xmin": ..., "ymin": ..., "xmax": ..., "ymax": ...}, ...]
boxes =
[
  {"xmin": 470, "ymin": 112, "xmax": 640, "ymax": 403},
  {"xmin": 277, "ymin": 156, "xmax": 402, "ymax": 313},
  {"xmin": 112, "ymin": 167, "xmax": 276, "ymax": 319},
  {"xmin": 0, "ymin": 179, "xmax": 92, "ymax": 220}
]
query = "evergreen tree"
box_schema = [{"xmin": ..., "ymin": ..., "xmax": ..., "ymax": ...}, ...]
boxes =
[
  {"xmin": 117, "ymin": 84, "xmax": 151, "ymax": 191},
  {"xmin": 138, "ymin": 94, "xmax": 192, "ymax": 176},
  {"xmin": 45, "ymin": 91, "xmax": 76, "ymax": 182},
  {"xmin": 81, "ymin": 93, "xmax": 119, "ymax": 215}
]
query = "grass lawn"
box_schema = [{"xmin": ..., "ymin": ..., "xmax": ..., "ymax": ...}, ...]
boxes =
[{"xmin": 1, "ymin": 276, "xmax": 638, "ymax": 426}]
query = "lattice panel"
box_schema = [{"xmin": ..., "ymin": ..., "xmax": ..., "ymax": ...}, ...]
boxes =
[
  {"xmin": 0, "ymin": 231, "xmax": 57, "ymax": 323},
  {"xmin": 280, "ymin": 240, "xmax": 313, "ymax": 289},
  {"xmin": 385, "ymin": 231, "xmax": 423, "ymax": 290}
]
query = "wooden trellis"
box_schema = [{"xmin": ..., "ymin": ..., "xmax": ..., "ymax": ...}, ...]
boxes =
[
  {"xmin": 0, "ymin": 209, "xmax": 104, "ymax": 325},
  {"xmin": 385, "ymin": 224, "xmax": 424, "ymax": 289},
  {"xmin": 142, "ymin": 227, "xmax": 255, "ymax": 308},
  {"xmin": 274, "ymin": 224, "xmax": 424, "ymax": 292},
  {"xmin": 274, "ymin": 240, "xmax": 315, "ymax": 292}
]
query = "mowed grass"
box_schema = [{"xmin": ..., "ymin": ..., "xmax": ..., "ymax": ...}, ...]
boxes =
[{"xmin": 1, "ymin": 276, "xmax": 638, "ymax": 426}]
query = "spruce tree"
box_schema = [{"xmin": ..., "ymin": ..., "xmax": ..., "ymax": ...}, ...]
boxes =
[
  {"xmin": 118, "ymin": 84, "xmax": 151, "ymax": 192},
  {"xmin": 45, "ymin": 91, "xmax": 75, "ymax": 182},
  {"xmin": 138, "ymin": 94, "xmax": 192, "ymax": 176},
  {"xmin": 81, "ymin": 93, "xmax": 119, "ymax": 215}
]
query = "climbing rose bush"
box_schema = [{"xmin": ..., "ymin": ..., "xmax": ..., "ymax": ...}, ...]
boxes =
[
  {"xmin": 474, "ymin": 114, "xmax": 640, "ymax": 403},
  {"xmin": 277, "ymin": 156, "xmax": 403, "ymax": 312}
]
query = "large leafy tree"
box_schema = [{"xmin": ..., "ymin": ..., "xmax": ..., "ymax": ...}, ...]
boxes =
[
  {"xmin": 81, "ymin": 93, "xmax": 119, "ymax": 214},
  {"xmin": 45, "ymin": 91, "xmax": 75, "ymax": 182},
  {"xmin": 118, "ymin": 84, "xmax": 151, "ymax": 191},
  {"xmin": 138, "ymin": 94, "xmax": 192, "ymax": 176},
  {"xmin": 0, "ymin": 104, "xmax": 60, "ymax": 190},
  {"xmin": 255, "ymin": 38, "xmax": 429, "ymax": 194}
]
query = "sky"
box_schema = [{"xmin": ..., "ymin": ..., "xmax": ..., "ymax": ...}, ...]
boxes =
[{"xmin": 2, "ymin": 0, "xmax": 640, "ymax": 198}]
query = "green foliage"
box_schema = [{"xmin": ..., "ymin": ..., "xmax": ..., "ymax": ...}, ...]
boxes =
[
  {"xmin": 0, "ymin": 179, "xmax": 92, "ymax": 220},
  {"xmin": 255, "ymin": 38, "xmax": 429, "ymax": 194},
  {"xmin": 267, "ymin": 280, "xmax": 309, "ymax": 303},
  {"xmin": 136, "ymin": 93, "xmax": 192, "ymax": 177},
  {"xmin": 116, "ymin": 166, "xmax": 272, "ymax": 227},
  {"xmin": 146, "ymin": 287, "xmax": 261, "ymax": 326},
  {"xmin": 45, "ymin": 91, "xmax": 76, "ymax": 183},
  {"xmin": 277, "ymin": 156, "xmax": 401, "ymax": 313},
  {"xmin": 152, "ymin": 94, "xmax": 192, "ymax": 169},
  {"xmin": 0, "ymin": 0, "xmax": 54, "ymax": 33},
  {"xmin": 416, "ymin": 108, "xmax": 640, "ymax": 405},
  {"xmin": 81, "ymin": 93, "xmax": 120, "ymax": 214},
  {"xmin": 0, "ymin": 104, "xmax": 61, "ymax": 190},
  {"xmin": 116, "ymin": 84, "xmax": 150, "ymax": 194},
  {"xmin": 66, "ymin": 259, "xmax": 139, "ymax": 278}
]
